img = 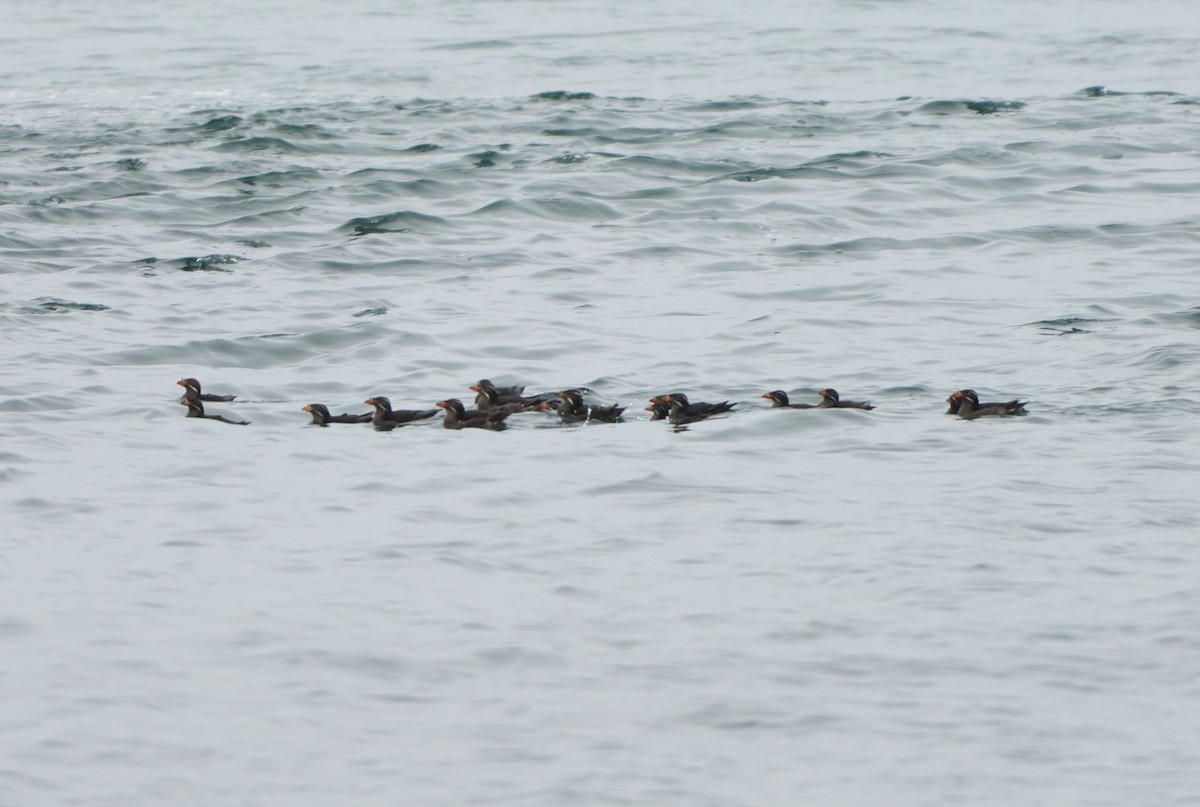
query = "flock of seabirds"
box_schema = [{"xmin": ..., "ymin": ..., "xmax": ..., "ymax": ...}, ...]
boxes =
[{"xmin": 176, "ymin": 377, "xmax": 1029, "ymax": 429}]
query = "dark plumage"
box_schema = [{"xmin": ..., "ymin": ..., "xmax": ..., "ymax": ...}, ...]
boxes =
[
  {"xmin": 762, "ymin": 390, "xmax": 818, "ymax": 409},
  {"xmin": 302, "ymin": 403, "xmax": 372, "ymax": 426},
  {"xmin": 949, "ymin": 389, "xmax": 1027, "ymax": 419},
  {"xmin": 553, "ymin": 389, "xmax": 625, "ymax": 423},
  {"xmin": 651, "ymin": 393, "xmax": 737, "ymax": 425},
  {"xmin": 436, "ymin": 398, "xmax": 512, "ymax": 430},
  {"xmin": 364, "ymin": 396, "xmax": 439, "ymax": 431},
  {"xmin": 180, "ymin": 398, "xmax": 249, "ymax": 425},
  {"xmin": 177, "ymin": 377, "xmax": 236, "ymax": 402},
  {"xmin": 817, "ymin": 388, "xmax": 874, "ymax": 410},
  {"xmin": 470, "ymin": 379, "xmax": 545, "ymax": 412}
]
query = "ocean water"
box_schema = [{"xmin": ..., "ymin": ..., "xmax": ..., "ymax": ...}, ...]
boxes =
[{"xmin": 3, "ymin": 1, "xmax": 1200, "ymax": 804}]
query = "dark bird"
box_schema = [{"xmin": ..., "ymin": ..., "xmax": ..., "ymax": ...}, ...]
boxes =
[
  {"xmin": 180, "ymin": 398, "xmax": 249, "ymax": 425},
  {"xmin": 364, "ymin": 396, "xmax": 439, "ymax": 431},
  {"xmin": 651, "ymin": 393, "xmax": 737, "ymax": 425},
  {"xmin": 468, "ymin": 382, "xmax": 537, "ymax": 415},
  {"xmin": 475, "ymin": 379, "xmax": 526, "ymax": 398},
  {"xmin": 949, "ymin": 389, "xmax": 1027, "ymax": 419},
  {"xmin": 436, "ymin": 398, "xmax": 512, "ymax": 430},
  {"xmin": 817, "ymin": 388, "xmax": 874, "ymax": 410},
  {"xmin": 470, "ymin": 379, "xmax": 545, "ymax": 412},
  {"xmin": 761, "ymin": 390, "xmax": 818, "ymax": 409},
  {"xmin": 302, "ymin": 403, "xmax": 372, "ymax": 426},
  {"xmin": 177, "ymin": 377, "xmax": 236, "ymax": 402},
  {"xmin": 644, "ymin": 400, "xmax": 671, "ymax": 420},
  {"xmin": 552, "ymin": 389, "xmax": 625, "ymax": 423}
]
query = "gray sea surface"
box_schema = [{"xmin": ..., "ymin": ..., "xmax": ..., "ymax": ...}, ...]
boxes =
[{"xmin": 3, "ymin": 0, "xmax": 1200, "ymax": 804}]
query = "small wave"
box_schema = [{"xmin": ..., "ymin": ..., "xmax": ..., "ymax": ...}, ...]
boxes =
[
  {"xmin": 527, "ymin": 195, "xmax": 621, "ymax": 221},
  {"xmin": 100, "ymin": 327, "xmax": 403, "ymax": 369},
  {"xmin": 1031, "ymin": 316, "xmax": 1114, "ymax": 327},
  {"xmin": 917, "ymin": 99, "xmax": 1026, "ymax": 115},
  {"xmin": 467, "ymin": 148, "xmax": 511, "ymax": 168},
  {"xmin": 680, "ymin": 98, "xmax": 775, "ymax": 112},
  {"xmin": 341, "ymin": 210, "xmax": 447, "ymax": 237},
  {"xmin": 134, "ymin": 254, "xmax": 242, "ymax": 272},
  {"xmin": 342, "ymin": 176, "xmax": 451, "ymax": 201},
  {"xmin": 1027, "ymin": 315, "xmax": 1114, "ymax": 335},
  {"xmin": 469, "ymin": 198, "xmax": 528, "ymax": 217},
  {"xmin": 427, "ymin": 39, "xmax": 516, "ymax": 51},
  {"xmin": 775, "ymin": 234, "xmax": 989, "ymax": 257},
  {"xmin": 727, "ymin": 281, "xmax": 886, "ymax": 303},
  {"xmin": 172, "ymin": 254, "xmax": 242, "ymax": 272},
  {"xmin": 273, "ymin": 122, "xmax": 336, "ymax": 139},
  {"xmin": 1077, "ymin": 85, "xmax": 1184, "ymax": 99},
  {"xmin": 1145, "ymin": 306, "xmax": 1200, "ymax": 330},
  {"xmin": 197, "ymin": 115, "xmax": 243, "ymax": 132},
  {"xmin": 1130, "ymin": 344, "xmax": 1200, "ymax": 371},
  {"xmin": 544, "ymin": 127, "xmax": 685, "ymax": 146},
  {"xmin": 912, "ymin": 146, "xmax": 1021, "ymax": 167},
  {"xmin": 0, "ymin": 395, "xmax": 77, "ymax": 413},
  {"xmin": 532, "ymin": 91, "xmax": 597, "ymax": 101},
  {"xmin": 724, "ymin": 151, "xmax": 894, "ymax": 182},
  {"xmin": 25, "ymin": 298, "xmax": 111, "ymax": 314},
  {"xmin": 613, "ymin": 154, "xmax": 744, "ymax": 176},
  {"xmin": 214, "ymin": 136, "xmax": 305, "ymax": 154},
  {"xmin": 235, "ymin": 168, "xmax": 323, "ymax": 187},
  {"xmin": 312, "ymin": 257, "xmax": 442, "ymax": 274},
  {"xmin": 528, "ymin": 265, "xmax": 601, "ymax": 280}
]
